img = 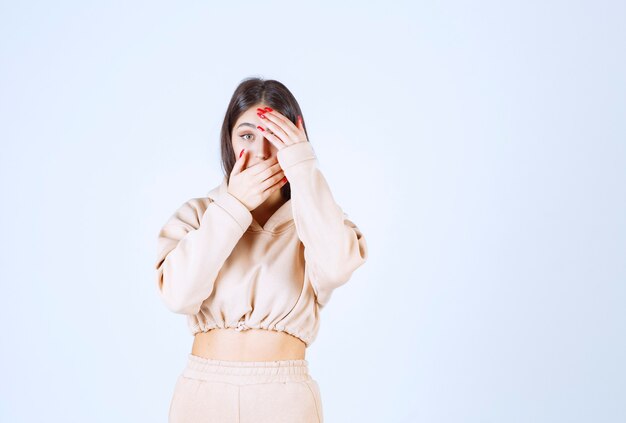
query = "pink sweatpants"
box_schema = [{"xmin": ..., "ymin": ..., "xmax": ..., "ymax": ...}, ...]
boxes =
[{"xmin": 168, "ymin": 353, "xmax": 324, "ymax": 423}]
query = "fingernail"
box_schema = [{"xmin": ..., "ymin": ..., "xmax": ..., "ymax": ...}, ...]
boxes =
[
  {"xmin": 257, "ymin": 126, "xmax": 265, "ymax": 131},
  {"xmin": 282, "ymin": 176, "xmax": 287, "ymax": 183},
  {"xmin": 257, "ymin": 113, "xmax": 266, "ymax": 119},
  {"xmin": 265, "ymin": 107, "xmax": 273, "ymax": 112},
  {"xmin": 239, "ymin": 149, "xmax": 244, "ymax": 158}
]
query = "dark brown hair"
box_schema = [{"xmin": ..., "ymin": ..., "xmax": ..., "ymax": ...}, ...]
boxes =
[{"xmin": 219, "ymin": 77, "xmax": 309, "ymax": 200}]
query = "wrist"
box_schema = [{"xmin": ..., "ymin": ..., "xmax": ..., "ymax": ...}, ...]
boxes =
[{"xmin": 277, "ymin": 141, "xmax": 317, "ymax": 170}]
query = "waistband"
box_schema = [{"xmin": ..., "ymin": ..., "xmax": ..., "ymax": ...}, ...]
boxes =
[{"xmin": 182, "ymin": 353, "xmax": 312, "ymax": 385}]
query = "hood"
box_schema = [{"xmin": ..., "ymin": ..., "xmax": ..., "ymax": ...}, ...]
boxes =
[{"xmin": 207, "ymin": 175, "xmax": 294, "ymax": 233}]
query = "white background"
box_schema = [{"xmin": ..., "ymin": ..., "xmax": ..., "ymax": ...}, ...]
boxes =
[{"xmin": 1, "ymin": 1, "xmax": 624, "ymax": 422}]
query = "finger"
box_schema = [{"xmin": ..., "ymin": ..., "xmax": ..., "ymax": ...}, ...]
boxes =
[
  {"xmin": 262, "ymin": 168, "xmax": 284, "ymax": 185},
  {"xmin": 253, "ymin": 161, "xmax": 283, "ymax": 179},
  {"xmin": 259, "ymin": 109, "xmax": 300, "ymax": 138},
  {"xmin": 260, "ymin": 170, "xmax": 288, "ymax": 193},
  {"xmin": 246, "ymin": 155, "xmax": 278, "ymax": 175},
  {"xmin": 264, "ymin": 110, "xmax": 307, "ymax": 144},
  {"xmin": 256, "ymin": 125, "xmax": 287, "ymax": 149},
  {"xmin": 232, "ymin": 148, "xmax": 248, "ymax": 175},
  {"xmin": 257, "ymin": 112, "xmax": 297, "ymax": 145}
]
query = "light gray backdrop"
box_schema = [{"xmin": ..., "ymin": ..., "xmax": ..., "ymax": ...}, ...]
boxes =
[{"xmin": 1, "ymin": 1, "xmax": 624, "ymax": 422}]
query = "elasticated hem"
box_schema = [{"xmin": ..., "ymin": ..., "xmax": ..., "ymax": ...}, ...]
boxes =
[{"xmin": 182, "ymin": 353, "xmax": 312, "ymax": 385}]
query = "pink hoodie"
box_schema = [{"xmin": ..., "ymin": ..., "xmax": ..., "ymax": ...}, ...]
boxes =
[{"xmin": 155, "ymin": 141, "xmax": 368, "ymax": 347}]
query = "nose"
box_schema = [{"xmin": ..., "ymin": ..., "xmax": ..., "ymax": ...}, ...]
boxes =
[{"xmin": 253, "ymin": 135, "xmax": 272, "ymax": 159}]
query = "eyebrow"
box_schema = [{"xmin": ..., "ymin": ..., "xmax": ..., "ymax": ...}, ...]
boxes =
[{"xmin": 236, "ymin": 122, "xmax": 256, "ymax": 129}]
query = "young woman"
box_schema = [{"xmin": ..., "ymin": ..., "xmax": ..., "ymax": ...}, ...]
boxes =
[{"xmin": 155, "ymin": 77, "xmax": 368, "ymax": 423}]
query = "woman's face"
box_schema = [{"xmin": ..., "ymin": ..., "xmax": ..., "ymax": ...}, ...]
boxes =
[{"xmin": 231, "ymin": 103, "xmax": 277, "ymax": 168}]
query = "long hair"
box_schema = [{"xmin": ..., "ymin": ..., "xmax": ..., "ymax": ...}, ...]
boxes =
[{"xmin": 219, "ymin": 77, "xmax": 309, "ymax": 200}]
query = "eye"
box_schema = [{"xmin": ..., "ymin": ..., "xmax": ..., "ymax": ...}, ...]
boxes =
[{"xmin": 240, "ymin": 133, "xmax": 254, "ymax": 141}]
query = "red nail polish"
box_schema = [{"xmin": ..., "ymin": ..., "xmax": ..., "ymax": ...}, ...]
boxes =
[
  {"xmin": 257, "ymin": 126, "xmax": 265, "ymax": 131},
  {"xmin": 265, "ymin": 107, "xmax": 273, "ymax": 112},
  {"xmin": 239, "ymin": 149, "xmax": 244, "ymax": 158},
  {"xmin": 258, "ymin": 113, "xmax": 266, "ymax": 119},
  {"xmin": 282, "ymin": 176, "xmax": 287, "ymax": 183}
]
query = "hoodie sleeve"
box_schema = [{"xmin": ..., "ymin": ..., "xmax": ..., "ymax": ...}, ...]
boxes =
[
  {"xmin": 277, "ymin": 141, "xmax": 368, "ymax": 307},
  {"xmin": 155, "ymin": 193, "xmax": 252, "ymax": 315}
]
